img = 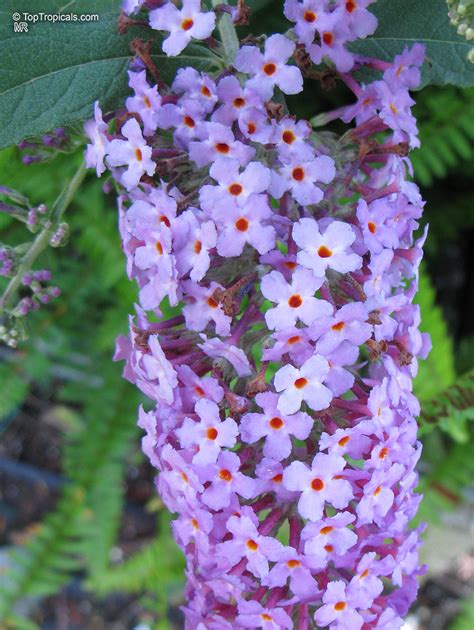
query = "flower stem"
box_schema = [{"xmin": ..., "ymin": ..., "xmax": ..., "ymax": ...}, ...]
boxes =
[{"xmin": 0, "ymin": 161, "xmax": 86, "ymax": 314}]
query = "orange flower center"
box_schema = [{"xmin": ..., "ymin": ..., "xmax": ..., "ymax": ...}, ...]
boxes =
[
  {"xmin": 219, "ymin": 469, "xmax": 232, "ymax": 482},
  {"xmin": 263, "ymin": 62, "xmax": 277, "ymax": 76},
  {"xmin": 143, "ymin": 96, "xmax": 151, "ymax": 108},
  {"xmin": 160, "ymin": 215, "xmax": 171, "ymax": 227},
  {"xmin": 184, "ymin": 115, "xmax": 195, "ymax": 128},
  {"xmin": 191, "ymin": 517, "xmax": 199, "ymax": 529},
  {"xmin": 229, "ymin": 183, "xmax": 243, "ymax": 196},
  {"xmin": 282, "ymin": 130, "xmax": 296, "ymax": 144},
  {"xmin": 311, "ymin": 478, "xmax": 325, "ymax": 491},
  {"xmin": 390, "ymin": 103, "xmax": 398, "ymax": 115},
  {"xmin": 320, "ymin": 525, "xmax": 334, "ymax": 535},
  {"xmin": 368, "ymin": 220, "xmax": 377, "ymax": 234},
  {"xmin": 292, "ymin": 167, "xmax": 305, "ymax": 181},
  {"xmin": 294, "ymin": 377, "xmax": 308, "ymax": 389},
  {"xmin": 379, "ymin": 447, "xmax": 389, "ymax": 459},
  {"xmin": 201, "ymin": 85, "xmax": 211, "ymax": 97},
  {"xmin": 288, "ymin": 294, "xmax": 303, "ymax": 308},
  {"xmin": 323, "ymin": 32, "xmax": 334, "ymax": 46},
  {"xmin": 318, "ymin": 245, "xmax": 333, "ymax": 258},
  {"xmin": 332, "ymin": 321, "xmax": 346, "ymax": 332},
  {"xmin": 272, "ymin": 473, "xmax": 283, "ymax": 484},
  {"xmin": 334, "ymin": 602, "xmax": 346, "ymax": 611},
  {"xmin": 195, "ymin": 386, "xmax": 205, "ymax": 396},
  {"xmin": 216, "ymin": 142, "xmax": 230, "ymax": 154},
  {"xmin": 288, "ymin": 335, "xmax": 301, "ymax": 345},
  {"xmin": 284, "ymin": 261, "xmax": 297, "ymax": 270},
  {"xmin": 246, "ymin": 539, "xmax": 259, "ymax": 551},
  {"xmin": 360, "ymin": 568, "xmax": 369, "ymax": 578},
  {"xmin": 287, "ymin": 559, "xmax": 301, "ymax": 568},
  {"xmin": 206, "ymin": 427, "xmax": 218, "ymax": 440},
  {"xmin": 155, "ymin": 241, "xmax": 163, "ymax": 255},
  {"xmin": 194, "ymin": 240, "xmax": 202, "ymax": 254},
  {"xmin": 346, "ymin": 0, "xmax": 357, "ymax": 12},
  {"xmin": 261, "ymin": 614, "xmax": 273, "ymax": 621},
  {"xmin": 234, "ymin": 97, "xmax": 246, "ymax": 108},
  {"xmin": 324, "ymin": 544, "xmax": 334, "ymax": 552},
  {"xmin": 181, "ymin": 18, "xmax": 194, "ymax": 31},
  {"xmin": 373, "ymin": 485, "xmax": 382, "ymax": 496},
  {"xmin": 180, "ymin": 471, "xmax": 189, "ymax": 483},
  {"xmin": 135, "ymin": 148, "xmax": 143, "ymax": 161},
  {"xmin": 207, "ymin": 297, "xmax": 218, "ymax": 308},
  {"xmin": 338, "ymin": 436, "xmax": 350, "ymax": 447},
  {"xmin": 235, "ymin": 217, "xmax": 249, "ymax": 232},
  {"xmin": 269, "ymin": 417, "xmax": 284, "ymax": 430},
  {"xmin": 304, "ymin": 10, "xmax": 317, "ymax": 22},
  {"xmin": 247, "ymin": 122, "xmax": 257, "ymax": 134}
]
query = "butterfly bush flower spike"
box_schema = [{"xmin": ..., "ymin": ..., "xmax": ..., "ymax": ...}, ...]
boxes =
[{"xmin": 85, "ymin": 0, "xmax": 430, "ymax": 625}]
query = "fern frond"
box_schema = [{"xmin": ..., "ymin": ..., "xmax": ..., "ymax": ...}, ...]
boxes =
[
  {"xmin": 420, "ymin": 369, "xmax": 474, "ymax": 440},
  {"xmin": 412, "ymin": 87, "xmax": 474, "ymax": 186},
  {"xmin": 414, "ymin": 266, "xmax": 456, "ymax": 402},
  {"xmin": 416, "ymin": 439, "xmax": 474, "ymax": 526},
  {"xmin": 88, "ymin": 513, "xmax": 184, "ymax": 596}
]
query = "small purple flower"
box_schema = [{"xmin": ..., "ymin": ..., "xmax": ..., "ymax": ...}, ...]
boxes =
[
  {"xmin": 176, "ymin": 398, "xmax": 238, "ymax": 465},
  {"xmin": 176, "ymin": 365, "xmax": 224, "ymax": 409},
  {"xmin": 314, "ymin": 580, "xmax": 365, "ymax": 629},
  {"xmin": 188, "ymin": 121, "xmax": 255, "ymax": 168},
  {"xmin": 149, "ymin": 0, "xmax": 216, "ymax": 56},
  {"xmin": 139, "ymin": 334, "xmax": 178, "ymax": 404},
  {"xmin": 216, "ymin": 513, "xmax": 284, "ymax": 578},
  {"xmin": 311, "ymin": 302, "xmax": 371, "ymax": 355},
  {"xmin": 319, "ymin": 422, "xmax": 372, "ymax": 460},
  {"xmin": 172, "ymin": 67, "xmax": 218, "ymax": 113},
  {"xmin": 200, "ymin": 158, "xmax": 271, "ymax": 210},
  {"xmin": 261, "ymin": 267, "xmax": 333, "ymax": 331},
  {"xmin": 182, "ymin": 281, "xmax": 232, "ymax": 336},
  {"xmin": 174, "ymin": 209, "xmax": 217, "ymax": 281},
  {"xmin": 126, "ymin": 70, "xmax": 162, "ymax": 136},
  {"xmin": 357, "ymin": 198, "xmax": 400, "ymax": 254},
  {"xmin": 273, "ymin": 117, "xmax": 312, "ymax": 157},
  {"xmin": 84, "ymin": 102, "xmax": 108, "ymax": 177},
  {"xmin": 212, "ymin": 76, "xmax": 262, "ymax": 126},
  {"xmin": 302, "ymin": 511, "xmax": 358, "ymax": 565},
  {"xmin": 157, "ymin": 99, "xmax": 206, "ymax": 148},
  {"xmin": 336, "ymin": 0, "xmax": 378, "ymax": 39},
  {"xmin": 106, "ymin": 118, "xmax": 155, "ymax": 190},
  {"xmin": 199, "ymin": 450, "xmax": 255, "ymax": 510},
  {"xmin": 308, "ymin": 11, "xmax": 355, "ymax": 73},
  {"xmin": 274, "ymin": 354, "xmax": 333, "ymax": 414},
  {"xmin": 283, "ymin": 453, "xmax": 353, "ymax": 521},
  {"xmin": 238, "ymin": 107, "xmax": 274, "ymax": 144},
  {"xmin": 384, "ymin": 44, "xmax": 425, "ymax": 90},
  {"xmin": 240, "ymin": 392, "xmax": 313, "ymax": 460},
  {"xmin": 293, "ymin": 218, "xmax": 361, "ymax": 278},
  {"xmin": 263, "ymin": 547, "xmax": 319, "ymax": 598},
  {"xmin": 270, "ymin": 149, "xmax": 336, "ymax": 206},
  {"xmin": 234, "ymin": 34, "xmax": 303, "ymax": 100},
  {"xmin": 213, "ymin": 194, "xmax": 275, "ymax": 257},
  {"xmin": 356, "ymin": 463, "xmax": 404, "ymax": 526},
  {"xmin": 284, "ymin": 0, "xmax": 325, "ymax": 47},
  {"xmin": 236, "ymin": 600, "xmax": 293, "ymax": 629}
]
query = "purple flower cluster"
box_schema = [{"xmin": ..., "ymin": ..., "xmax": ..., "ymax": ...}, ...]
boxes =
[{"xmin": 86, "ymin": 1, "xmax": 430, "ymax": 627}]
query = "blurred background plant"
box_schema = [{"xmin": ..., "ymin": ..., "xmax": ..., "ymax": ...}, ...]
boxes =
[{"xmin": 1, "ymin": 5, "xmax": 474, "ymax": 630}]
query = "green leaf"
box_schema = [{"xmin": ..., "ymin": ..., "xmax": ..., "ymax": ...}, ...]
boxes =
[
  {"xmin": 351, "ymin": 0, "xmax": 474, "ymax": 89},
  {"xmin": 0, "ymin": 0, "xmax": 222, "ymax": 150}
]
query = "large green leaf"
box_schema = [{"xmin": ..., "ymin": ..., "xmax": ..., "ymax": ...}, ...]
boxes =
[
  {"xmin": 352, "ymin": 0, "xmax": 474, "ymax": 89},
  {"xmin": 0, "ymin": 0, "xmax": 222, "ymax": 150}
]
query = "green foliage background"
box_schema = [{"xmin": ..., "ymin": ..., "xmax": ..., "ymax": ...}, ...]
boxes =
[{"xmin": 0, "ymin": 2, "xmax": 474, "ymax": 628}]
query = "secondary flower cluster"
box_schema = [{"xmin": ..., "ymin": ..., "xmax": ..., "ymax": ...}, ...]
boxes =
[{"xmin": 86, "ymin": 1, "xmax": 429, "ymax": 627}]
